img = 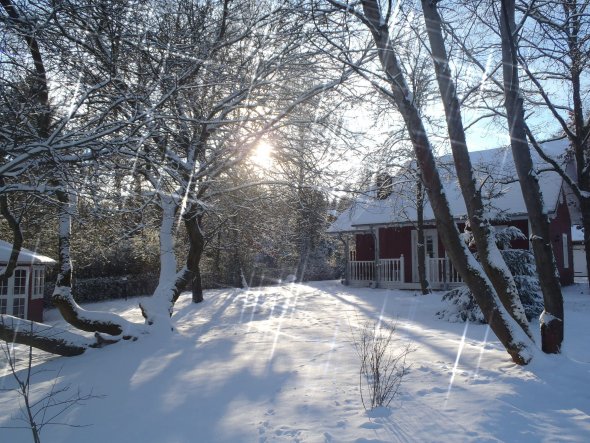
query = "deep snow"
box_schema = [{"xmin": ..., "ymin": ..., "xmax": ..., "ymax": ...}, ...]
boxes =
[{"xmin": 1, "ymin": 281, "xmax": 589, "ymax": 442}]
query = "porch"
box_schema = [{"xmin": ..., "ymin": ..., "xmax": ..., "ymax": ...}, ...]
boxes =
[{"xmin": 346, "ymin": 256, "xmax": 463, "ymax": 291}]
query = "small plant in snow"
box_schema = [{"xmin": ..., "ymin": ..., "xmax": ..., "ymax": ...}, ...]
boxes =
[
  {"xmin": 1, "ymin": 322, "xmax": 100, "ymax": 442},
  {"xmin": 351, "ymin": 321, "xmax": 413, "ymax": 410}
]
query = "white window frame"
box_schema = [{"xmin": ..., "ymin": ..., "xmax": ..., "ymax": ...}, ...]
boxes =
[
  {"xmin": 32, "ymin": 266, "xmax": 45, "ymax": 300},
  {"xmin": 0, "ymin": 266, "xmax": 29, "ymax": 319},
  {"xmin": 563, "ymin": 233, "xmax": 569, "ymax": 269}
]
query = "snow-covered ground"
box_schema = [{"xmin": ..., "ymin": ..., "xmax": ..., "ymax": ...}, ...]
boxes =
[{"xmin": 2, "ymin": 281, "xmax": 590, "ymax": 442}]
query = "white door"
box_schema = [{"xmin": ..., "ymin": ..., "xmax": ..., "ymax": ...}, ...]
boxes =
[
  {"xmin": 0, "ymin": 267, "xmax": 29, "ymax": 319},
  {"xmin": 412, "ymin": 229, "xmax": 438, "ymax": 282},
  {"xmin": 574, "ymin": 245, "xmax": 587, "ymax": 277}
]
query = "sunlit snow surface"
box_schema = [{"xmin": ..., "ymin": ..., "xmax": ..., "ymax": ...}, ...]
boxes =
[{"xmin": 1, "ymin": 281, "xmax": 590, "ymax": 442}]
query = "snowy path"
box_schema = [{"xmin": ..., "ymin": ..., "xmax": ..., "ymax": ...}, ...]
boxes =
[{"xmin": 1, "ymin": 281, "xmax": 590, "ymax": 442}]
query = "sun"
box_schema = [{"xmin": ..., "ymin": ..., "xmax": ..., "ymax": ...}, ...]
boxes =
[{"xmin": 251, "ymin": 141, "xmax": 274, "ymax": 169}]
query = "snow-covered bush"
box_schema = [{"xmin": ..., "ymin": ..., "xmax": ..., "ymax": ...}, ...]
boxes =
[
  {"xmin": 437, "ymin": 227, "xmax": 543, "ymax": 323},
  {"xmin": 438, "ymin": 285, "xmax": 486, "ymax": 323},
  {"xmin": 501, "ymin": 249, "xmax": 543, "ymax": 319}
]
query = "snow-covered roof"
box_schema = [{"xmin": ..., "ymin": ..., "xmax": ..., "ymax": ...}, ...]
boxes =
[
  {"xmin": 0, "ymin": 240, "xmax": 56, "ymax": 265},
  {"xmin": 328, "ymin": 141, "xmax": 571, "ymax": 233}
]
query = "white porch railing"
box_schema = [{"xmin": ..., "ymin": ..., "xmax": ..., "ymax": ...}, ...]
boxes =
[
  {"xmin": 348, "ymin": 256, "xmax": 462, "ymax": 287},
  {"xmin": 349, "ymin": 256, "xmax": 404, "ymax": 283},
  {"xmin": 349, "ymin": 260, "xmax": 374, "ymax": 282},
  {"xmin": 377, "ymin": 256, "xmax": 405, "ymax": 283},
  {"xmin": 426, "ymin": 257, "xmax": 462, "ymax": 284}
]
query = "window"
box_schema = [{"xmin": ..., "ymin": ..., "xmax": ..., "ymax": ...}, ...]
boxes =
[
  {"xmin": 426, "ymin": 235, "xmax": 435, "ymax": 258},
  {"xmin": 0, "ymin": 277, "xmax": 7, "ymax": 296},
  {"xmin": 12, "ymin": 297, "xmax": 25, "ymax": 318},
  {"xmin": 13, "ymin": 269, "xmax": 27, "ymax": 296},
  {"xmin": 0, "ymin": 268, "xmax": 29, "ymax": 318},
  {"xmin": 0, "ymin": 267, "xmax": 7, "ymax": 315},
  {"xmin": 563, "ymin": 233, "xmax": 569, "ymax": 269},
  {"xmin": 32, "ymin": 268, "xmax": 45, "ymax": 299}
]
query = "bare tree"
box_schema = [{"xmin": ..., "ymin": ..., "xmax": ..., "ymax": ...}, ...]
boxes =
[
  {"xmin": 1, "ymin": 323, "xmax": 100, "ymax": 442},
  {"xmin": 318, "ymin": 0, "xmax": 533, "ymax": 363},
  {"xmin": 0, "ymin": 0, "xmax": 352, "ymax": 352},
  {"xmin": 499, "ymin": 0, "xmax": 564, "ymax": 353},
  {"xmin": 510, "ymin": 1, "xmax": 590, "ymax": 285},
  {"xmin": 420, "ymin": 0, "xmax": 532, "ymax": 337}
]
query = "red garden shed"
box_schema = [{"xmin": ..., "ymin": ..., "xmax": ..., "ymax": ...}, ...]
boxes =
[{"xmin": 0, "ymin": 241, "xmax": 56, "ymax": 322}]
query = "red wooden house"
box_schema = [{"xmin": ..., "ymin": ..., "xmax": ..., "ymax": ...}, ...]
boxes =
[
  {"xmin": 329, "ymin": 143, "xmax": 576, "ymax": 290},
  {"xmin": 0, "ymin": 241, "xmax": 55, "ymax": 322}
]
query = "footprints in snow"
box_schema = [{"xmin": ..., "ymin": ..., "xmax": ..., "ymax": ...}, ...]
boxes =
[{"xmin": 412, "ymin": 361, "xmax": 494, "ymax": 399}]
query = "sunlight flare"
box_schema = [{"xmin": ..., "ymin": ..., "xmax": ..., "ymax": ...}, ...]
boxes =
[
  {"xmin": 473, "ymin": 325, "xmax": 491, "ymax": 380},
  {"xmin": 251, "ymin": 141, "xmax": 274, "ymax": 169},
  {"xmin": 445, "ymin": 320, "xmax": 469, "ymax": 407},
  {"xmin": 268, "ymin": 294, "xmax": 291, "ymax": 362}
]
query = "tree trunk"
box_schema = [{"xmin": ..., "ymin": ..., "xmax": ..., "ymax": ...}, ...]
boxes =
[
  {"xmin": 214, "ymin": 231, "xmax": 222, "ymax": 283},
  {"xmin": 139, "ymin": 194, "xmax": 182, "ymax": 325},
  {"xmin": 231, "ymin": 215, "xmax": 247, "ymax": 288},
  {"xmin": 0, "ymin": 177, "xmax": 24, "ymax": 283},
  {"xmin": 340, "ymin": 234, "xmax": 351, "ymax": 285},
  {"xmin": 500, "ymin": 0, "xmax": 564, "ymax": 353},
  {"xmin": 359, "ymin": 0, "xmax": 533, "ymax": 364},
  {"xmin": 565, "ymin": 0, "xmax": 590, "ymax": 288},
  {"xmin": 0, "ymin": 0, "xmax": 51, "ymax": 139},
  {"xmin": 0, "ymin": 0, "xmax": 43, "ymax": 281},
  {"xmin": 296, "ymin": 235, "xmax": 310, "ymax": 283},
  {"xmin": 184, "ymin": 208, "xmax": 205, "ymax": 303},
  {"xmin": 1, "ymin": 315, "xmax": 125, "ymax": 356},
  {"xmin": 421, "ymin": 0, "xmax": 531, "ymax": 337},
  {"xmin": 416, "ymin": 178, "xmax": 431, "ymax": 294},
  {"xmin": 372, "ymin": 227, "xmax": 380, "ymax": 288},
  {"xmin": 51, "ymin": 188, "xmax": 133, "ymax": 337}
]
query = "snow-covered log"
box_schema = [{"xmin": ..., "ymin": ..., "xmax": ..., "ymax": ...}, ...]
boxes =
[{"xmin": 0, "ymin": 315, "xmax": 89, "ymax": 357}]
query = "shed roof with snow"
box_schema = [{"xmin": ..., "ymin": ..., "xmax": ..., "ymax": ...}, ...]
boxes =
[{"xmin": 0, "ymin": 240, "xmax": 56, "ymax": 265}]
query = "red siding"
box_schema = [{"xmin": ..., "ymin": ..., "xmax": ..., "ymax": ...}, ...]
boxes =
[
  {"xmin": 28, "ymin": 299, "xmax": 44, "ymax": 322},
  {"xmin": 355, "ymin": 233, "xmax": 374, "ymax": 261},
  {"xmin": 550, "ymin": 195, "xmax": 574, "ymax": 285},
  {"xmin": 379, "ymin": 227, "xmax": 413, "ymax": 282},
  {"xmin": 379, "ymin": 227, "xmax": 412, "ymax": 258},
  {"xmin": 27, "ymin": 265, "xmax": 44, "ymax": 322}
]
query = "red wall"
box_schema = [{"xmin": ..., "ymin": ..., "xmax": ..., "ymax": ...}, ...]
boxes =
[
  {"xmin": 355, "ymin": 233, "xmax": 374, "ymax": 261},
  {"xmin": 379, "ymin": 226, "xmax": 413, "ymax": 282},
  {"xmin": 379, "ymin": 227, "xmax": 412, "ymax": 259},
  {"xmin": 28, "ymin": 299, "xmax": 44, "ymax": 322},
  {"xmin": 550, "ymin": 197, "xmax": 574, "ymax": 285},
  {"xmin": 27, "ymin": 265, "xmax": 44, "ymax": 322}
]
